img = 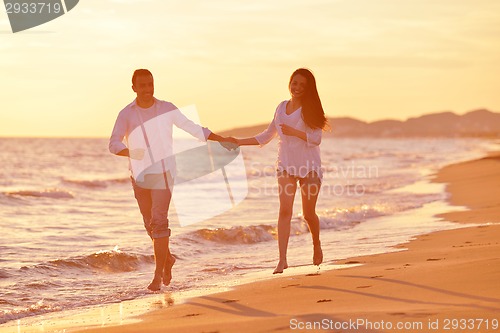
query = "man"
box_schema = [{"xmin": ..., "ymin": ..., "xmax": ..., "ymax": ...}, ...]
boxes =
[{"xmin": 109, "ymin": 69, "xmax": 233, "ymax": 291}]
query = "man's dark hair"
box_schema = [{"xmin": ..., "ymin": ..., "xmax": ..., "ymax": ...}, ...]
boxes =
[{"xmin": 132, "ymin": 69, "xmax": 153, "ymax": 85}]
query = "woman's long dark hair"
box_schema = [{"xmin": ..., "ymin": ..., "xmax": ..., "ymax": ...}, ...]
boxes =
[{"xmin": 290, "ymin": 68, "xmax": 328, "ymax": 130}]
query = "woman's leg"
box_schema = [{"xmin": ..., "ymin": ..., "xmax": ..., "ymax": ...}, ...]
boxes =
[
  {"xmin": 274, "ymin": 173, "xmax": 298, "ymax": 274},
  {"xmin": 300, "ymin": 172, "xmax": 323, "ymax": 266}
]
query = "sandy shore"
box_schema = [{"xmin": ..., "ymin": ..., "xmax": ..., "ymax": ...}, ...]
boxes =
[{"xmin": 7, "ymin": 152, "xmax": 500, "ymax": 333}]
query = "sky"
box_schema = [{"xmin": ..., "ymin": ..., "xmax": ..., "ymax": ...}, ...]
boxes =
[{"xmin": 1, "ymin": 0, "xmax": 500, "ymax": 137}]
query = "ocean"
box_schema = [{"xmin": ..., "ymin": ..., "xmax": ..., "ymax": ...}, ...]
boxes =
[{"xmin": 0, "ymin": 137, "xmax": 497, "ymax": 330}]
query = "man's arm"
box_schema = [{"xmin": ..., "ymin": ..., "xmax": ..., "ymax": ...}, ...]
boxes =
[
  {"xmin": 117, "ymin": 148, "xmax": 145, "ymax": 160},
  {"xmin": 116, "ymin": 148, "xmax": 129, "ymax": 157},
  {"xmin": 109, "ymin": 110, "xmax": 129, "ymax": 155},
  {"xmin": 234, "ymin": 137, "xmax": 259, "ymax": 146},
  {"xmin": 207, "ymin": 132, "xmax": 226, "ymax": 142}
]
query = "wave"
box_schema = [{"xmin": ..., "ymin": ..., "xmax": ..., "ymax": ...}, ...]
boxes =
[
  {"xmin": 184, "ymin": 201, "xmax": 438, "ymax": 246},
  {"xmin": 4, "ymin": 188, "xmax": 74, "ymax": 199},
  {"xmin": 61, "ymin": 177, "xmax": 129, "ymax": 188},
  {"xmin": 201, "ymin": 263, "xmax": 266, "ymax": 274},
  {"xmin": 0, "ymin": 269, "xmax": 10, "ymax": 279},
  {"xmin": 20, "ymin": 280, "xmax": 63, "ymax": 291},
  {"xmin": 21, "ymin": 247, "xmax": 153, "ymax": 275},
  {"xmin": 320, "ymin": 204, "xmax": 387, "ymax": 223},
  {"xmin": 0, "ymin": 300, "xmax": 61, "ymax": 325},
  {"xmin": 184, "ymin": 213, "xmax": 364, "ymax": 245},
  {"xmin": 191, "ymin": 225, "xmax": 277, "ymax": 244}
]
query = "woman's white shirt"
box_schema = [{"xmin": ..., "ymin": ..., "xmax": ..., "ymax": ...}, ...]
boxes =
[{"xmin": 254, "ymin": 100, "xmax": 323, "ymax": 179}]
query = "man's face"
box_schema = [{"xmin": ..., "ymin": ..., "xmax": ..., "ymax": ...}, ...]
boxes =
[{"xmin": 132, "ymin": 74, "xmax": 154, "ymax": 103}]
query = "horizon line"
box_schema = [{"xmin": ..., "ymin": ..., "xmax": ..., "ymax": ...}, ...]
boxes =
[{"xmin": 1, "ymin": 107, "xmax": 496, "ymax": 139}]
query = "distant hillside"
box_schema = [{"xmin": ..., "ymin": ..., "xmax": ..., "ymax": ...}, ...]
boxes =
[{"xmin": 221, "ymin": 109, "xmax": 500, "ymax": 138}]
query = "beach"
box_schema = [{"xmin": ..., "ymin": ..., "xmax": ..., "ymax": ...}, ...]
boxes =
[
  {"xmin": 56, "ymin": 151, "xmax": 498, "ymax": 333},
  {"xmin": 1, "ymin": 143, "xmax": 498, "ymax": 333}
]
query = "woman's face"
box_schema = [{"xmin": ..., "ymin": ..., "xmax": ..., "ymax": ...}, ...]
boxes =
[{"xmin": 289, "ymin": 74, "xmax": 307, "ymax": 99}]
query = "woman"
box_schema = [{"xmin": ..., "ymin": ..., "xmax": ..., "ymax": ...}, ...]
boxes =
[{"xmin": 232, "ymin": 68, "xmax": 328, "ymax": 274}]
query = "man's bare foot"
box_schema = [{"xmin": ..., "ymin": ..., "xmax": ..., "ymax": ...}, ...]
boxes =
[
  {"xmin": 147, "ymin": 276, "xmax": 162, "ymax": 291},
  {"xmin": 273, "ymin": 260, "xmax": 288, "ymax": 274},
  {"xmin": 163, "ymin": 255, "xmax": 176, "ymax": 286},
  {"xmin": 313, "ymin": 245, "xmax": 323, "ymax": 266}
]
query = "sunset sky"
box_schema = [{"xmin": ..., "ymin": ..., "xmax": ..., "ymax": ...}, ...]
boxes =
[{"xmin": 1, "ymin": 0, "xmax": 499, "ymax": 137}]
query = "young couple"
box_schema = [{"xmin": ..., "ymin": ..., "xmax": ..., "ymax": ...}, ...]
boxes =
[{"xmin": 109, "ymin": 68, "xmax": 328, "ymax": 291}]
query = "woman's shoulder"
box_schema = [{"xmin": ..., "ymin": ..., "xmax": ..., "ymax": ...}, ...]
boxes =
[
  {"xmin": 275, "ymin": 100, "xmax": 289, "ymax": 113},
  {"xmin": 277, "ymin": 99, "xmax": 289, "ymax": 108}
]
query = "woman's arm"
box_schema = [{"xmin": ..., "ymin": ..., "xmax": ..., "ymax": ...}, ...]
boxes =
[
  {"xmin": 227, "ymin": 120, "xmax": 276, "ymax": 147},
  {"xmin": 230, "ymin": 105, "xmax": 281, "ymax": 147},
  {"xmin": 235, "ymin": 137, "xmax": 260, "ymax": 146},
  {"xmin": 280, "ymin": 124, "xmax": 322, "ymax": 146},
  {"xmin": 280, "ymin": 124, "xmax": 307, "ymax": 141},
  {"xmin": 245, "ymin": 118, "xmax": 277, "ymax": 146}
]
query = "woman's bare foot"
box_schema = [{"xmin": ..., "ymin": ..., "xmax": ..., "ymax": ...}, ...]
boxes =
[
  {"xmin": 147, "ymin": 275, "xmax": 162, "ymax": 291},
  {"xmin": 273, "ymin": 260, "xmax": 288, "ymax": 274},
  {"xmin": 162, "ymin": 255, "xmax": 176, "ymax": 286},
  {"xmin": 313, "ymin": 244, "xmax": 323, "ymax": 266}
]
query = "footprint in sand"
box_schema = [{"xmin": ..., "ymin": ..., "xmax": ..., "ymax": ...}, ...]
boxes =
[
  {"xmin": 389, "ymin": 312, "xmax": 406, "ymax": 316},
  {"xmin": 317, "ymin": 299, "xmax": 332, "ymax": 303},
  {"xmin": 281, "ymin": 284, "xmax": 300, "ymax": 289}
]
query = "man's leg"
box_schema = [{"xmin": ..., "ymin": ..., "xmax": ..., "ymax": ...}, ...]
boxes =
[
  {"xmin": 159, "ymin": 172, "xmax": 175, "ymax": 286},
  {"xmin": 131, "ymin": 177, "xmax": 153, "ymax": 239},
  {"xmin": 147, "ymin": 184, "xmax": 173, "ymax": 291},
  {"xmin": 148, "ymin": 236, "xmax": 169, "ymax": 291},
  {"xmin": 163, "ymin": 252, "xmax": 176, "ymax": 286}
]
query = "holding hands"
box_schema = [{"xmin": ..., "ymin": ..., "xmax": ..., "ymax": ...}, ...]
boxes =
[
  {"xmin": 220, "ymin": 137, "xmax": 239, "ymax": 151},
  {"xmin": 128, "ymin": 141, "xmax": 239, "ymax": 159}
]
